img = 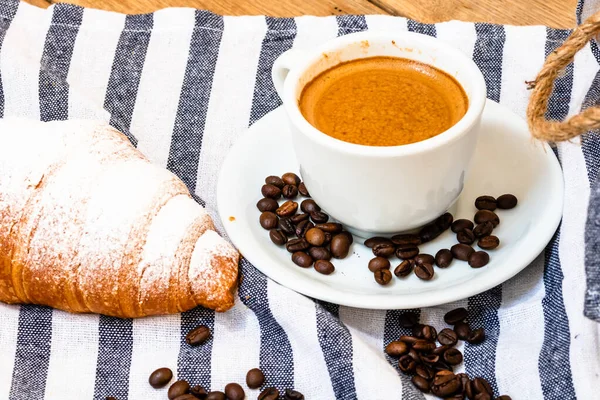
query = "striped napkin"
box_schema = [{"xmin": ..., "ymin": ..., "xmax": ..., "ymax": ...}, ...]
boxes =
[{"xmin": 0, "ymin": 0, "xmax": 599, "ymax": 399}]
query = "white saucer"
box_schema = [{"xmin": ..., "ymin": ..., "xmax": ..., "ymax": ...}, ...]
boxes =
[{"xmin": 217, "ymin": 100, "xmax": 563, "ymax": 309}]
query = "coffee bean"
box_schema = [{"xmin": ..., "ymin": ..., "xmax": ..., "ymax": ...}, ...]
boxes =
[
  {"xmin": 432, "ymin": 344, "xmax": 452, "ymax": 356},
  {"xmin": 435, "ymin": 249, "xmax": 453, "ymax": 268},
  {"xmin": 394, "ymin": 259, "xmax": 414, "ymax": 277},
  {"xmin": 284, "ymin": 389, "xmax": 305, "ymax": 400},
  {"xmin": 444, "ymin": 307, "xmax": 468, "ymax": 324},
  {"xmin": 278, "ymin": 218, "xmax": 295, "ymax": 236},
  {"xmin": 269, "ymin": 229, "xmax": 287, "ymax": 246},
  {"xmin": 106, "ymin": 397, "xmax": 117, "ymax": 400},
  {"xmin": 475, "ymin": 195, "xmax": 497, "ymax": 211},
  {"xmin": 496, "ymin": 396, "xmax": 512, "ymax": 400},
  {"xmin": 265, "ymin": 175, "xmax": 284, "ymax": 188},
  {"xmin": 469, "ymin": 251, "xmax": 490, "ymax": 268},
  {"xmin": 419, "ymin": 353, "xmax": 439, "ymax": 365},
  {"xmin": 310, "ymin": 210, "xmax": 329, "ymax": 223},
  {"xmin": 468, "ymin": 327, "xmax": 486, "ymax": 344},
  {"xmin": 396, "ymin": 246, "xmax": 419, "ymax": 260},
  {"xmin": 419, "ymin": 221, "xmax": 443, "ymax": 243},
  {"xmin": 258, "ymin": 387, "xmax": 280, "ymax": 400},
  {"xmin": 369, "ymin": 256, "xmax": 391, "ymax": 272},
  {"xmin": 416, "ymin": 364, "xmax": 435, "ymax": 380},
  {"xmin": 190, "ymin": 385, "xmax": 207, "ymax": 398},
  {"xmin": 295, "ymin": 220, "xmax": 314, "ymax": 238},
  {"xmin": 444, "ymin": 348, "xmax": 463, "ymax": 365},
  {"xmin": 408, "ymin": 348, "xmax": 420, "ymax": 361},
  {"xmin": 412, "ymin": 324, "xmax": 425, "ymax": 338},
  {"xmin": 292, "ymin": 251, "xmax": 313, "ymax": 268},
  {"xmin": 323, "ymin": 231, "xmax": 332, "ymax": 245},
  {"xmin": 457, "ymin": 228, "xmax": 476, "ymax": 245},
  {"xmin": 174, "ymin": 395, "xmax": 200, "ymax": 400},
  {"xmin": 305, "ymin": 227, "xmax": 325, "ymax": 246},
  {"xmin": 224, "ymin": 383, "xmax": 245, "ymax": 400},
  {"xmin": 260, "ymin": 212, "xmax": 278, "ymax": 230},
  {"xmin": 414, "ymin": 253, "xmax": 435, "ymax": 265},
  {"xmin": 282, "ymin": 184, "xmax": 299, "ymax": 199},
  {"xmin": 456, "ymin": 373, "xmax": 472, "ymax": 396},
  {"xmin": 291, "ymin": 213, "xmax": 310, "ymax": 225},
  {"xmin": 300, "ymin": 199, "xmax": 320, "ymax": 213},
  {"xmin": 451, "ymin": 243, "xmax": 474, "ymax": 261},
  {"xmin": 451, "ymin": 218, "xmax": 474, "ymax": 233},
  {"xmin": 399, "ymin": 335, "xmax": 420, "ymax": 345},
  {"xmin": 338, "ymin": 230, "xmax": 354, "ymax": 244},
  {"xmin": 415, "ymin": 263, "xmax": 434, "ymax": 280},
  {"xmin": 385, "ymin": 340, "xmax": 409, "ymax": 357},
  {"xmin": 398, "ymin": 355, "xmax": 417, "ymax": 373},
  {"xmin": 186, "ymin": 325, "xmax": 211, "ymax": 346},
  {"xmin": 168, "ymin": 380, "xmax": 191, "ymax": 399},
  {"xmin": 309, "ymin": 247, "xmax": 331, "ymax": 261},
  {"xmin": 148, "ymin": 367, "xmax": 173, "ymax": 388},
  {"xmin": 282, "ymin": 172, "xmax": 301, "ymax": 186},
  {"xmin": 421, "ymin": 325, "xmax": 438, "ymax": 341},
  {"xmin": 314, "ymin": 260, "xmax": 335, "ymax": 275},
  {"xmin": 276, "ymin": 200, "xmax": 298, "ymax": 217},
  {"xmin": 331, "ymin": 233, "xmax": 351, "ymax": 258},
  {"xmin": 374, "ymin": 268, "xmax": 392, "ymax": 285},
  {"xmin": 432, "ymin": 360, "xmax": 453, "ymax": 372},
  {"xmin": 454, "ymin": 322, "xmax": 471, "ymax": 340},
  {"xmin": 474, "ymin": 210, "xmax": 500, "ymax": 227},
  {"xmin": 261, "ymin": 184, "xmax": 282, "ymax": 199},
  {"xmin": 413, "ymin": 340, "xmax": 436, "ymax": 352},
  {"xmin": 445, "ymin": 394, "xmax": 465, "ymax": 400},
  {"xmin": 373, "ymin": 242, "xmax": 396, "ymax": 257},
  {"xmin": 478, "ymin": 235, "xmax": 500, "ymax": 250},
  {"xmin": 438, "ymin": 328, "xmax": 458, "ymax": 346},
  {"xmin": 432, "ymin": 371, "xmax": 461, "ymax": 397},
  {"xmin": 206, "ymin": 391, "xmax": 226, "ymax": 400},
  {"xmin": 399, "ymin": 313, "xmax": 419, "ymax": 328},
  {"xmin": 497, "ymin": 193, "xmax": 517, "ymax": 209},
  {"xmin": 473, "ymin": 221, "xmax": 494, "ymax": 238},
  {"xmin": 286, "ymin": 238, "xmax": 310, "ymax": 252},
  {"xmin": 473, "ymin": 377, "xmax": 493, "ymax": 395},
  {"xmin": 298, "ymin": 182, "xmax": 310, "ymax": 197},
  {"xmin": 412, "ymin": 375, "xmax": 431, "ymax": 393},
  {"xmin": 437, "ymin": 212, "xmax": 454, "ymax": 230},
  {"xmin": 257, "ymin": 198, "xmax": 279, "ymax": 212},
  {"xmin": 246, "ymin": 368, "xmax": 265, "ymax": 389},
  {"xmin": 364, "ymin": 236, "xmax": 393, "ymax": 248},
  {"xmin": 475, "ymin": 394, "xmax": 492, "ymax": 400},
  {"xmin": 391, "ymin": 233, "xmax": 421, "ymax": 247}
]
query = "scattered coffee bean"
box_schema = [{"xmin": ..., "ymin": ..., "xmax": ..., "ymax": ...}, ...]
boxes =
[
  {"xmin": 261, "ymin": 184, "xmax": 282, "ymax": 199},
  {"xmin": 286, "ymin": 238, "xmax": 310, "ymax": 252},
  {"xmin": 257, "ymin": 197, "xmax": 279, "ymax": 212},
  {"xmin": 421, "ymin": 325, "xmax": 438, "ymax": 341},
  {"xmin": 497, "ymin": 193, "xmax": 517, "ymax": 209},
  {"xmin": 469, "ymin": 251, "xmax": 490, "ymax": 268},
  {"xmin": 206, "ymin": 391, "xmax": 226, "ymax": 400},
  {"xmin": 451, "ymin": 243, "xmax": 474, "ymax": 261},
  {"xmin": 454, "ymin": 322, "xmax": 472, "ymax": 340},
  {"xmin": 374, "ymin": 268, "xmax": 393, "ymax": 285},
  {"xmin": 168, "ymin": 380, "xmax": 191, "ymax": 399},
  {"xmin": 419, "ymin": 221, "xmax": 443, "ymax": 243},
  {"xmin": 437, "ymin": 212, "xmax": 454, "ymax": 230},
  {"xmin": 468, "ymin": 327, "xmax": 486, "ymax": 344},
  {"xmin": 412, "ymin": 324, "xmax": 425, "ymax": 338},
  {"xmin": 310, "ymin": 210, "xmax": 329, "ymax": 223},
  {"xmin": 408, "ymin": 348, "xmax": 421, "ymax": 362},
  {"xmin": 399, "ymin": 335, "xmax": 420, "ymax": 345},
  {"xmin": 295, "ymin": 220, "xmax": 314, "ymax": 238},
  {"xmin": 246, "ymin": 368, "xmax": 265, "ymax": 389},
  {"xmin": 148, "ymin": 367, "xmax": 173, "ymax": 388},
  {"xmin": 451, "ymin": 218, "xmax": 474, "ymax": 233},
  {"xmin": 364, "ymin": 236, "xmax": 393, "ymax": 248},
  {"xmin": 474, "ymin": 210, "xmax": 500, "ymax": 227},
  {"xmin": 432, "ymin": 360, "xmax": 453, "ymax": 372},
  {"xmin": 292, "ymin": 251, "xmax": 313, "ymax": 268},
  {"xmin": 315, "ymin": 222, "xmax": 343, "ymax": 233},
  {"xmin": 373, "ymin": 242, "xmax": 396, "ymax": 257},
  {"xmin": 419, "ymin": 353, "xmax": 439, "ymax": 365},
  {"xmin": 338, "ymin": 230, "xmax": 354, "ymax": 244},
  {"xmin": 438, "ymin": 328, "xmax": 458, "ymax": 346},
  {"xmin": 431, "ymin": 371, "xmax": 461, "ymax": 397},
  {"xmin": 415, "ymin": 263, "xmax": 434, "ymax": 280},
  {"xmin": 475, "ymin": 195, "xmax": 497, "ymax": 211},
  {"xmin": 278, "ymin": 218, "xmax": 296, "ymax": 236},
  {"xmin": 414, "ymin": 253, "xmax": 435, "ymax": 266},
  {"xmin": 282, "ymin": 172, "xmax": 301, "ymax": 186},
  {"xmin": 284, "ymin": 389, "xmax": 305, "ymax": 400},
  {"xmin": 276, "ymin": 200, "xmax": 298, "ymax": 217},
  {"xmin": 269, "ymin": 229, "xmax": 287, "ymax": 246},
  {"xmin": 413, "ymin": 339, "xmax": 436, "ymax": 352},
  {"xmin": 444, "ymin": 307, "xmax": 468, "ymax": 325},
  {"xmin": 259, "ymin": 211, "xmax": 278, "ymax": 230},
  {"xmin": 322, "ymin": 231, "xmax": 332, "ymax": 245},
  {"xmin": 265, "ymin": 175, "xmax": 284, "ymax": 189},
  {"xmin": 399, "ymin": 313, "xmax": 419, "ymax": 328},
  {"xmin": 398, "ymin": 355, "xmax": 417, "ymax": 373},
  {"xmin": 478, "ymin": 235, "xmax": 500, "ymax": 250},
  {"xmin": 282, "ymin": 184, "xmax": 298, "ymax": 199},
  {"xmin": 456, "ymin": 373, "xmax": 472, "ymax": 395},
  {"xmin": 473, "ymin": 377, "xmax": 493, "ymax": 395},
  {"xmin": 435, "ymin": 249, "xmax": 453, "ymax": 268},
  {"xmin": 394, "ymin": 260, "xmax": 414, "ymax": 277},
  {"xmin": 385, "ymin": 340, "xmax": 409, "ymax": 357},
  {"xmin": 496, "ymin": 396, "xmax": 512, "ymax": 400},
  {"xmin": 473, "ymin": 221, "xmax": 494, "ymax": 238},
  {"xmin": 412, "ymin": 375, "xmax": 431, "ymax": 393},
  {"xmin": 432, "ymin": 344, "xmax": 452, "ymax": 356},
  {"xmin": 305, "ymin": 227, "xmax": 325, "ymax": 246},
  {"xmin": 457, "ymin": 228, "xmax": 476, "ymax": 245},
  {"xmin": 369, "ymin": 257, "xmax": 391, "ymax": 272},
  {"xmin": 444, "ymin": 348, "xmax": 463, "ymax": 365},
  {"xmin": 300, "ymin": 199, "xmax": 320, "ymax": 213},
  {"xmin": 291, "ymin": 213, "xmax": 310, "ymax": 225},
  {"xmin": 106, "ymin": 397, "xmax": 117, "ymax": 400},
  {"xmin": 174, "ymin": 395, "xmax": 200, "ymax": 400},
  {"xmin": 186, "ymin": 325, "xmax": 211, "ymax": 346},
  {"xmin": 258, "ymin": 387, "xmax": 280, "ymax": 400},
  {"xmin": 396, "ymin": 246, "xmax": 420, "ymax": 260},
  {"xmin": 309, "ymin": 247, "xmax": 331, "ymax": 261},
  {"xmin": 391, "ymin": 233, "xmax": 422, "ymax": 247},
  {"xmin": 330, "ymin": 233, "xmax": 351, "ymax": 258},
  {"xmin": 314, "ymin": 260, "xmax": 335, "ymax": 275},
  {"xmin": 224, "ymin": 383, "xmax": 245, "ymax": 400},
  {"xmin": 190, "ymin": 385, "xmax": 207, "ymax": 398},
  {"xmin": 298, "ymin": 182, "xmax": 310, "ymax": 197},
  {"xmin": 416, "ymin": 364, "xmax": 435, "ymax": 380}
]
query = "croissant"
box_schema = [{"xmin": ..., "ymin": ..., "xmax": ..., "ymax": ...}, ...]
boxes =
[{"xmin": 0, "ymin": 119, "xmax": 239, "ymax": 318}]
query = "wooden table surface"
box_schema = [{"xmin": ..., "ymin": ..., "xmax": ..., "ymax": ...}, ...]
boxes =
[{"xmin": 24, "ymin": 0, "xmax": 578, "ymax": 29}]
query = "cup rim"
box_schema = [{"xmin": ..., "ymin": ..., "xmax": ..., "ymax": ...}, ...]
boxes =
[{"xmin": 282, "ymin": 31, "xmax": 487, "ymax": 157}]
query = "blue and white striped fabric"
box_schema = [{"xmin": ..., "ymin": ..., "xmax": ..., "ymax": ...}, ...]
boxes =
[{"xmin": 0, "ymin": 0, "xmax": 598, "ymax": 398}]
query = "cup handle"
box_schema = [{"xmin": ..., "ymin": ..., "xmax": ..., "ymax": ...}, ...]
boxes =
[{"xmin": 272, "ymin": 49, "xmax": 308, "ymax": 99}]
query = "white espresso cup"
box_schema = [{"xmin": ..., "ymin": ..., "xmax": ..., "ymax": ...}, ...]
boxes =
[{"xmin": 272, "ymin": 31, "xmax": 486, "ymax": 236}]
